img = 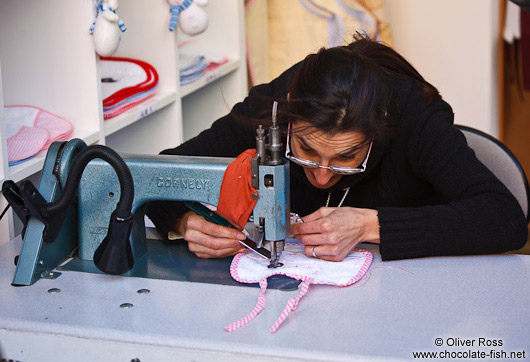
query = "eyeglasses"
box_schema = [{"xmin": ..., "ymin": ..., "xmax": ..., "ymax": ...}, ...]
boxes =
[{"xmin": 284, "ymin": 123, "xmax": 372, "ymax": 175}]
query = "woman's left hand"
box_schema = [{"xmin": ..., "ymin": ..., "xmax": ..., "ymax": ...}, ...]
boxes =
[{"xmin": 290, "ymin": 207, "xmax": 380, "ymax": 261}]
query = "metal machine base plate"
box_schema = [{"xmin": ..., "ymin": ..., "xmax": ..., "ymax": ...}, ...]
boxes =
[{"xmin": 58, "ymin": 238, "xmax": 300, "ymax": 291}]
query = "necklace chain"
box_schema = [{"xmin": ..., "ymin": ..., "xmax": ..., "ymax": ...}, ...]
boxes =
[{"xmin": 325, "ymin": 187, "xmax": 350, "ymax": 208}]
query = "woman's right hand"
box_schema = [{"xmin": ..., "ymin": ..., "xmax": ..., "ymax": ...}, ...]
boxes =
[{"xmin": 176, "ymin": 211, "xmax": 247, "ymax": 258}]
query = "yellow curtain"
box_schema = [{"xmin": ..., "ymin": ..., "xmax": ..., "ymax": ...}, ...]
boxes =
[{"xmin": 245, "ymin": 0, "xmax": 393, "ymax": 86}]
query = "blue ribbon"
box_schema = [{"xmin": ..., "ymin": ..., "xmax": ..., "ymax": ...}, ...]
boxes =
[{"xmin": 169, "ymin": 0, "xmax": 194, "ymax": 32}]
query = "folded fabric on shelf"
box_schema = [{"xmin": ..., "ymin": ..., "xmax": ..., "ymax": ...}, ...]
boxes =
[
  {"xmin": 179, "ymin": 54, "xmax": 207, "ymax": 85},
  {"xmin": 100, "ymin": 56, "xmax": 159, "ymax": 119},
  {"xmin": 9, "ymin": 154, "xmax": 38, "ymax": 166},
  {"xmin": 205, "ymin": 57, "xmax": 230, "ymax": 73},
  {"xmin": 35, "ymin": 108, "xmax": 75, "ymax": 149},
  {"xmin": 103, "ymin": 85, "xmax": 158, "ymax": 112},
  {"xmin": 7, "ymin": 126, "xmax": 49, "ymax": 166},
  {"xmin": 100, "ymin": 59, "xmax": 147, "ymax": 100},
  {"xmin": 103, "ymin": 85, "xmax": 158, "ymax": 119},
  {"xmin": 178, "ymin": 40, "xmax": 231, "ymax": 87},
  {"xmin": 5, "ymin": 105, "xmax": 74, "ymax": 165}
]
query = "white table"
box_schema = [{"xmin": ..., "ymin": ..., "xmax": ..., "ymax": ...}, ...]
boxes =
[{"xmin": 0, "ymin": 235, "xmax": 529, "ymax": 362}]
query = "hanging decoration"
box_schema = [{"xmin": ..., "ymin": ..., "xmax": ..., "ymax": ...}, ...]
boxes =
[
  {"xmin": 167, "ymin": 0, "xmax": 209, "ymax": 36},
  {"xmin": 90, "ymin": 0, "xmax": 127, "ymax": 57}
]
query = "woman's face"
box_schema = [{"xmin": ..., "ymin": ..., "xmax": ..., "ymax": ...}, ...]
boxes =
[{"xmin": 289, "ymin": 121, "xmax": 371, "ymax": 189}]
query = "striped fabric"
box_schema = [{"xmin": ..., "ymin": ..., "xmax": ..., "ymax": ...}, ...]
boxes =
[
  {"xmin": 117, "ymin": 17, "xmax": 127, "ymax": 32},
  {"xmin": 103, "ymin": 86, "xmax": 158, "ymax": 111},
  {"xmin": 169, "ymin": 0, "xmax": 194, "ymax": 31},
  {"xmin": 7, "ymin": 126, "xmax": 49, "ymax": 165},
  {"xmin": 103, "ymin": 86, "xmax": 158, "ymax": 119},
  {"xmin": 179, "ymin": 55, "xmax": 207, "ymax": 85},
  {"xmin": 5, "ymin": 106, "xmax": 74, "ymax": 165}
]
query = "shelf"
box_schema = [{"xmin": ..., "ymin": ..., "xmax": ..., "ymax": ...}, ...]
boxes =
[
  {"xmin": 0, "ymin": 0, "xmax": 246, "ymax": 242},
  {"xmin": 103, "ymin": 90, "xmax": 177, "ymax": 137},
  {"xmin": 180, "ymin": 58, "xmax": 241, "ymax": 98},
  {"xmin": 6, "ymin": 128, "xmax": 100, "ymax": 183}
]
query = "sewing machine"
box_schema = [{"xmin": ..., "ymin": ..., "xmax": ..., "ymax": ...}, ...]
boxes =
[{"xmin": 3, "ymin": 121, "xmax": 290, "ymax": 286}]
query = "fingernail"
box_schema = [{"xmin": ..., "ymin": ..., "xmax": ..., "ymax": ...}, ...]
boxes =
[{"xmin": 237, "ymin": 233, "xmax": 246, "ymax": 240}]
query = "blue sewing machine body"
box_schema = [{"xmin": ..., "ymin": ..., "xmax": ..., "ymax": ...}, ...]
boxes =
[
  {"xmin": 78, "ymin": 154, "xmax": 233, "ymax": 261},
  {"xmin": 77, "ymin": 153, "xmax": 290, "ymax": 262},
  {"xmin": 11, "ymin": 127, "xmax": 290, "ymax": 286}
]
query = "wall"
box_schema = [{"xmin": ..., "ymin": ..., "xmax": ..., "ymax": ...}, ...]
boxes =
[{"xmin": 384, "ymin": 0, "xmax": 500, "ymax": 136}]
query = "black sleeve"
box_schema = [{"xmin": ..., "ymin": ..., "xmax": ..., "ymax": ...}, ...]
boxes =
[
  {"xmin": 378, "ymin": 101, "xmax": 528, "ymax": 260},
  {"xmin": 145, "ymin": 66, "xmax": 295, "ymax": 241}
]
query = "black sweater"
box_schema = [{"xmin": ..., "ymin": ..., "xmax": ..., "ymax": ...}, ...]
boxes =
[{"xmin": 147, "ymin": 64, "xmax": 528, "ymax": 261}]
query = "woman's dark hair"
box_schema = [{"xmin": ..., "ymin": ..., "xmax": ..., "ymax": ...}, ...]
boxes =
[{"xmin": 281, "ymin": 33, "xmax": 441, "ymax": 142}]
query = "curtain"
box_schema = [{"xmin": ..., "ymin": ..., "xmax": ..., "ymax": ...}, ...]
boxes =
[{"xmin": 245, "ymin": 0, "xmax": 393, "ymax": 86}]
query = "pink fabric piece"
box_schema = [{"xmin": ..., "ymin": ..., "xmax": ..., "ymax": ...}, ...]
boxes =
[
  {"xmin": 224, "ymin": 279, "xmax": 268, "ymax": 332},
  {"xmin": 204, "ymin": 57, "xmax": 230, "ymax": 73},
  {"xmin": 7, "ymin": 126, "xmax": 49, "ymax": 163},
  {"xmin": 226, "ymin": 243, "xmax": 372, "ymax": 333},
  {"xmin": 34, "ymin": 108, "xmax": 74, "ymax": 149},
  {"xmin": 5, "ymin": 106, "xmax": 73, "ymax": 162},
  {"xmin": 268, "ymin": 278, "xmax": 311, "ymax": 333}
]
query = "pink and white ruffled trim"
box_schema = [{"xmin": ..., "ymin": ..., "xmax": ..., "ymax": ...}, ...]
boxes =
[{"xmin": 226, "ymin": 243, "xmax": 372, "ymax": 333}]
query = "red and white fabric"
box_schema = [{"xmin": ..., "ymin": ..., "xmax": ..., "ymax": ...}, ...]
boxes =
[
  {"xmin": 204, "ymin": 57, "xmax": 230, "ymax": 73},
  {"xmin": 225, "ymin": 243, "xmax": 372, "ymax": 333},
  {"xmin": 100, "ymin": 58, "xmax": 148, "ymax": 100},
  {"xmin": 100, "ymin": 56, "xmax": 159, "ymax": 119},
  {"xmin": 102, "ymin": 86, "xmax": 158, "ymax": 119}
]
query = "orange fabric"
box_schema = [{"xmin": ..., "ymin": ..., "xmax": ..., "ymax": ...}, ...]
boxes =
[{"xmin": 217, "ymin": 149, "xmax": 258, "ymax": 229}]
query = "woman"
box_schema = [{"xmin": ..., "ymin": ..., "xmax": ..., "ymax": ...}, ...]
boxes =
[{"xmin": 147, "ymin": 34, "xmax": 527, "ymax": 261}]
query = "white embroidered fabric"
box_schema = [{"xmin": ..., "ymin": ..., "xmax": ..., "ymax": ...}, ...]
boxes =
[
  {"xmin": 226, "ymin": 243, "xmax": 372, "ymax": 333},
  {"xmin": 5, "ymin": 106, "xmax": 40, "ymax": 138},
  {"xmin": 233, "ymin": 243, "xmax": 371, "ymax": 286},
  {"xmin": 100, "ymin": 59, "xmax": 147, "ymax": 99}
]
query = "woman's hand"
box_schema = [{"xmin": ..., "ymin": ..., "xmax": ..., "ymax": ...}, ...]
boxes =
[
  {"xmin": 175, "ymin": 211, "xmax": 247, "ymax": 258},
  {"xmin": 290, "ymin": 207, "xmax": 380, "ymax": 261}
]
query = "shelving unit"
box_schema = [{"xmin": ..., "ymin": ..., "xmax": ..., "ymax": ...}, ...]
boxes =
[
  {"xmin": 0, "ymin": 0, "xmax": 247, "ymax": 243},
  {"xmin": 7, "ymin": 129, "xmax": 101, "ymax": 183},
  {"xmin": 103, "ymin": 90, "xmax": 177, "ymax": 137},
  {"xmin": 180, "ymin": 58, "xmax": 241, "ymax": 98},
  {"xmin": 177, "ymin": 0, "xmax": 247, "ymax": 141}
]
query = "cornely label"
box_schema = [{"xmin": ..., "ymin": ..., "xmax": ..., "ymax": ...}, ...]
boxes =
[{"xmin": 155, "ymin": 177, "xmax": 210, "ymax": 190}]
